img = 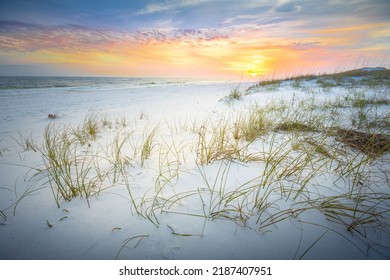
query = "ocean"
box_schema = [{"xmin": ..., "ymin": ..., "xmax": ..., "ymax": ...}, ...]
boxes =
[
  {"xmin": 0, "ymin": 76, "xmax": 239, "ymax": 135},
  {"xmin": 0, "ymin": 76, "xmax": 228, "ymax": 93}
]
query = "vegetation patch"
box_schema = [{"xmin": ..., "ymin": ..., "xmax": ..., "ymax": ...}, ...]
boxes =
[
  {"xmin": 5, "ymin": 69, "xmax": 390, "ymax": 259},
  {"xmin": 274, "ymin": 122, "xmax": 318, "ymax": 133},
  {"xmin": 369, "ymin": 118, "xmax": 390, "ymax": 130},
  {"xmin": 246, "ymin": 67, "xmax": 390, "ymax": 92},
  {"xmin": 246, "ymin": 80, "xmax": 282, "ymax": 92},
  {"xmin": 333, "ymin": 128, "xmax": 390, "ymax": 157},
  {"xmin": 225, "ymin": 87, "xmax": 243, "ymax": 100}
]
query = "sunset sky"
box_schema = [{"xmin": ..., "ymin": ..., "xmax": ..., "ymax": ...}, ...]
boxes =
[{"xmin": 0, "ymin": 0, "xmax": 389, "ymax": 78}]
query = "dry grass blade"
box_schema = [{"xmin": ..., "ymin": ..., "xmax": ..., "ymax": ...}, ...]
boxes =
[
  {"xmin": 258, "ymin": 208, "xmax": 308, "ymax": 230},
  {"xmin": 298, "ymin": 230, "xmax": 328, "ymax": 260},
  {"xmin": 0, "ymin": 209, "xmax": 6, "ymax": 224},
  {"xmin": 226, "ymin": 87, "xmax": 242, "ymax": 100},
  {"xmin": 233, "ymin": 107, "xmax": 270, "ymax": 142},
  {"xmin": 115, "ymin": 235, "xmax": 149, "ymax": 259},
  {"xmin": 167, "ymin": 225, "xmax": 203, "ymax": 237}
]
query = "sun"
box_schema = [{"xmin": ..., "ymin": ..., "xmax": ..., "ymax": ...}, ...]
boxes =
[{"xmin": 248, "ymin": 69, "xmax": 261, "ymax": 77}]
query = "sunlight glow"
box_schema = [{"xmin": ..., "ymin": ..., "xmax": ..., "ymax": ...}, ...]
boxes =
[{"xmin": 0, "ymin": 1, "xmax": 389, "ymax": 77}]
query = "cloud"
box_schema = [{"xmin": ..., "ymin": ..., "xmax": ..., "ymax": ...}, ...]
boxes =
[
  {"xmin": 134, "ymin": 0, "xmax": 208, "ymax": 15},
  {"xmin": 275, "ymin": 1, "xmax": 302, "ymax": 13},
  {"xmin": 0, "ymin": 20, "xmax": 262, "ymax": 53},
  {"xmin": 0, "ymin": 21, "xmax": 121, "ymax": 52},
  {"xmin": 0, "ymin": 0, "xmax": 389, "ymax": 77},
  {"xmin": 223, "ymin": 15, "xmax": 259, "ymax": 25}
]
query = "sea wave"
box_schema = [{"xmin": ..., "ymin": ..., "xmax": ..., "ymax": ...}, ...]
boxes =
[{"xmin": 0, "ymin": 76, "xmax": 228, "ymax": 92}]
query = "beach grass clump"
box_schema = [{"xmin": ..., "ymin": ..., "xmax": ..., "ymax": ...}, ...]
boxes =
[
  {"xmin": 225, "ymin": 87, "xmax": 243, "ymax": 101},
  {"xmin": 195, "ymin": 113, "xmax": 262, "ymax": 164},
  {"xmin": 40, "ymin": 123, "xmax": 103, "ymax": 207},
  {"xmin": 196, "ymin": 122, "xmax": 236, "ymax": 164},
  {"xmin": 195, "ymin": 106, "xmax": 276, "ymax": 164},
  {"xmin": 235, "ymin": 108, "xmax": 271, "ymax": 142},
  {"xmin": 71, "ymin": 112, "xmax": 102, "ymax": 145},
  {"xmin": 84, "ymin": 112, "xmax": 100, "ymax": 138}
]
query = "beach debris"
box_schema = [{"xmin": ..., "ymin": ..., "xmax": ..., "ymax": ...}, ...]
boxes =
[
  {"xmin": 59, "ymin": 216, "xmax": 68, "ymax": 221},
  {"xmin": 46, "ymin": 219, "xmax": 54, "ymax": 228}
]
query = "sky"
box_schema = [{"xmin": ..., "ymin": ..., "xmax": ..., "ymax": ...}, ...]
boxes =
[{"xmin": 0, "ymin": 0, "xmax": 389, "ymax": 78}]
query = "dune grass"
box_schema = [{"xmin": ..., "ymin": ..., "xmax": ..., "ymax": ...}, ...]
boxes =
[
  {"xmin": 39, "ymin": 123, "xmax": 104, "ymax": 207},
  {"xmin": 11, "ymin": 68, "xmax": 390, "ymax": 258},
  {"xmin": 224, "ymin": 87, "xmax": 243, "ymax": 101}
]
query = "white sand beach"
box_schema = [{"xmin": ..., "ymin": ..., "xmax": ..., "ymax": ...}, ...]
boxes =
[{"xmin": 0, "ymin": 70, "xmax": 389, "ymax": 260}]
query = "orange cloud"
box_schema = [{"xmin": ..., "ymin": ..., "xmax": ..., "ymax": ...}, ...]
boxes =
[{"xmin": 0, "ymin": 19, "xmax": 389, "ymax": 78}]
